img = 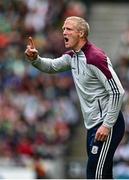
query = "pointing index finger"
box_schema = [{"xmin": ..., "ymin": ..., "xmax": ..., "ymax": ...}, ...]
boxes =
[{"xmin": 28, "ymin": 36, "xmax": 35, "ymax": 49}]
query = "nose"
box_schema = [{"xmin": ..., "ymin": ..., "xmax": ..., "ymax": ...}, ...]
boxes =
[{"xmin": 63, "ymin": 29, "xmax": 67, "ymax": 36}]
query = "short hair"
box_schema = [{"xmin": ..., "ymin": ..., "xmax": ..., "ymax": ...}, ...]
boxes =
[{"xmin": 65, "ymin": 16, "xmax": 90, "ymax": 38}]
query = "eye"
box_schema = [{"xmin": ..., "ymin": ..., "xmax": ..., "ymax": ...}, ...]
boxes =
[{"xmin": 63, "ymin": 27, "xmax": 72, "ymax": 32}]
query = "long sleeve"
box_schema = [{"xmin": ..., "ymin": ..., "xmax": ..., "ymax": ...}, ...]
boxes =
[
  {"xmin": 90, "ymin": 57, "xmax": 125, "ymax": 128},
  {"xmin": 31, "ymin": 54, "xmax": 71, "ymax": 74}
]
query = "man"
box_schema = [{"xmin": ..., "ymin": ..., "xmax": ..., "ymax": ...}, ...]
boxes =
[{"xmin": 25, "ymin": 16, "xmax": 125, "ymax": 179}]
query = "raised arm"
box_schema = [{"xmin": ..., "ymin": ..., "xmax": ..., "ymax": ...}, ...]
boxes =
[{"xmin": 25, "ymin": 37, "xmax": 71, "ymax": 73}]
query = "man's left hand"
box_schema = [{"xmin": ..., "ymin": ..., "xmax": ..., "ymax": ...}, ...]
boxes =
[{"xmin": 95, "ymin": 125, "xmax": 111, "ymax": 142}]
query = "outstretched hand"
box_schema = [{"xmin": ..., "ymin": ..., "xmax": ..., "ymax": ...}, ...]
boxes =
[{"xmin": 25, "ymin": 37, "xmax": 38, "ymax": 61}]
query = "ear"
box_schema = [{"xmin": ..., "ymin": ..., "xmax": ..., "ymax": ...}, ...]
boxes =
[{"xmin": 80, "ymin": 31, "xmax": 84, "ymax": 38}]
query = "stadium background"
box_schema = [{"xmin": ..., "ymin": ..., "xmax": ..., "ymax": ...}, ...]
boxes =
[{"xmin": 0, "ymin": 0, "xmax": 129, "ymax": 178}]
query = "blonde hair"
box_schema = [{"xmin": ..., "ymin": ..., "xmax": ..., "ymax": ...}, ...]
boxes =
[{"xmin": 65, "ymin": 16, "xmax": 90, "ymax": 38}]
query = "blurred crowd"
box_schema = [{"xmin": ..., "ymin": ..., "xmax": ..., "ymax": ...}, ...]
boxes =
[
  {"xmin": 113, "ymin": 24, "xmax": 129, "ymax": 179},
  {"xmin": 1, "ymin": 0, "xmax": 129, "ymax": 179},
  {"xmin": 0, "ymin": 0, "xmax": 88, "ymax": 178}
]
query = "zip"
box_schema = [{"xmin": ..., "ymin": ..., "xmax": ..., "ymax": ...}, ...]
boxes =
[
  {"xmin": 98, "ymin": 99, "xmax": 102, "ymax": 118},
  {"xmin": 76, "ymin": 53, "xmax": 79, "ymax": 74}
]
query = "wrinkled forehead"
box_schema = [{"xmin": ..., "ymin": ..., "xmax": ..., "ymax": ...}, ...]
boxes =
[{"xmin": 63, "ymin": 19, "xmax": 78, "ymax": 28}]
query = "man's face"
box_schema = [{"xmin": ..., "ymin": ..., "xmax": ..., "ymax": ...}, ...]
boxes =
[{"xmin": 62, "ymin": 19, "xmax": 81, "ymax": 50}]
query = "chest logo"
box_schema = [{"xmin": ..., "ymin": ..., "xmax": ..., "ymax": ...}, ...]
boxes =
[{"xmin": 83, "ymin": 70, "xmax": 85, "ymax": 75}]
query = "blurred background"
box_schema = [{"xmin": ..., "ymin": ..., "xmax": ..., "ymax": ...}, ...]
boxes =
[{"xmin": 0, "ymin": 0, "xmax": 129, "ymax": 179}]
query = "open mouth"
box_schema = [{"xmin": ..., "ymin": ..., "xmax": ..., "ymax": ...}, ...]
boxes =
[{"xmin": 64, "ymin": 37, "xmax": 69, "ymax": 42}]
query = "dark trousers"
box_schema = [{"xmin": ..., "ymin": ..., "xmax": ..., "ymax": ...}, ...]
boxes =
[{"xmin": 86, "ymin": 111, "xmax": 125, "ymax": 179}]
